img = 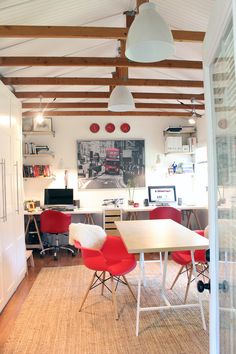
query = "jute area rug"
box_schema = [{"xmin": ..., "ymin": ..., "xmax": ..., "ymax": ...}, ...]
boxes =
[{"xmin": 3, "ymin": 261, "xmax": 209, "ymax": 354}]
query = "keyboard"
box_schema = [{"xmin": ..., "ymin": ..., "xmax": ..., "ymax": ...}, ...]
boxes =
[{"xmin": 43, "ymin": 207, "xmax": 74, "ymax": 212}]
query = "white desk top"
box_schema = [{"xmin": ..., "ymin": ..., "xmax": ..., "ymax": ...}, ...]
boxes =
[
  {"xmin": 24, "ymin": 208, "xmax": 102, "ymax": 215},
  {"xmin": 122, "ymin": 205, "xmax": 208, "ymax": 212},
  {"xmin": 24, "ymin": 204, "xmax": 208, "ymax": 216},
  {"xmin": 115, "ymin": 219, "xmax": 209, "ymax": 253}
]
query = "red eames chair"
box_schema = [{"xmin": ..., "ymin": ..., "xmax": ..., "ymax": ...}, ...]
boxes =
[
  {"xmin": 170, "ymin": 230, "xmax": 208, "ymax": 303},
  {"xmin": 69, "ymin": 223, "xmax": 137, "ymax": 319}
]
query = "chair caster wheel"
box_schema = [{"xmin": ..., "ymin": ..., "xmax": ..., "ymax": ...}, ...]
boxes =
[
  {"xmin": 54, "ymin": 254, "xmax": 58, "ymax": 261},
  {"xmin": 40, "ymin": 253, "xmax": 44, "ymax": 258},
  {"xmin": 72, "ymin": 252, "xmax": 76, "ymax": 257}
]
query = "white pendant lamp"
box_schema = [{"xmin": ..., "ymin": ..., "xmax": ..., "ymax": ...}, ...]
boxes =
[
  {"xmin": 125, "ymin": 2, "xmax": 174, "ymax": 63},
  {"xmin": 108, "ymin": 85, "xmax": 135, "ymax": 112}
]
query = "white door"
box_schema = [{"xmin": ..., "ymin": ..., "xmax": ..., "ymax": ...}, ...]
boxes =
[
  {"xmin": 204, "ymin": 1, "xmax": 236, "ymax": 353},
  {"xmin": 0, "ymin": 86, "xmax": 16, "ymax": 311},
  {"xmin": 11, "ymin": 98, "xmax": 26, "ymax": 282}
]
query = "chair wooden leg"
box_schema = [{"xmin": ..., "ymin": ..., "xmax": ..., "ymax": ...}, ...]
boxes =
[
  {"xmin": 170, "ymin": 265, "xmax": 184, "ymax": 290},
  {"xmin": 101, "ymin": 271, "xmax": 105, "ymax": 295},
  {"xmin": 111, "ymin": 275, "xmax": 119, "ymax": 320},
  {"xmin": 79, "ymin": 272, "xmax": 96, "ymax": 312},
  {"xmin": 184, "ymin": 265, "xmax": 193, "ymax": 303},
  {"xmin": 122, "ymin": 275, "xmax": 136, "ymax": 301}
]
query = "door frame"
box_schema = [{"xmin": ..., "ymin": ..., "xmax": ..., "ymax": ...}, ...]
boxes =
[{"xmin": 203, "ymin": 1, "xmax": 234, "ymax": 353}]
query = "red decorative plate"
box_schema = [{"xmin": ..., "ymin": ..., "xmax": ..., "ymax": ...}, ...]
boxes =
[
  {"xmin": 90, "ymin": 123, "xmax": 100, "ymax": 133},
  {"xmin": 105, "ymin": 123, "xmax": 115, "ymax": 133},
  {"xmin": 120, "ymin": 123, "xmax": 130, "ymax": 133}
]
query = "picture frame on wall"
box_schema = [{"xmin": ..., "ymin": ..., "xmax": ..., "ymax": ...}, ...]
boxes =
[
  {"xmin": 77, "ymin": 139, "xmax": 145, "ymax": 190},
  {"xmin": 22, "ymin": 117, "xmax": 33, "ymax": 132},
  {"xmin": 33, "ymin": 117, "xmax": 52, "ymax": 132}
]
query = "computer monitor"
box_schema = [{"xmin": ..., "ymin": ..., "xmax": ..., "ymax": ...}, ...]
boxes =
[
  {"xmin": 148, "ymin": 185, "xmax": 176, "ymax": 204},
  {"xmin": 44, "ymin": 188, "xmax": 74, "ymax": 208}
]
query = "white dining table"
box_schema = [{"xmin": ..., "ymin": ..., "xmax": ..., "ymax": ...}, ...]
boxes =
[{"xmin": 115, "ymin": 219, "xmax": 209, "ymax": 336}]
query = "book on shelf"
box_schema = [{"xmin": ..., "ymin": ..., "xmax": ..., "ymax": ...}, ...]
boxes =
[{"xmin": 23, "ymin": 164, "xmax": 52, "ymax": 178}]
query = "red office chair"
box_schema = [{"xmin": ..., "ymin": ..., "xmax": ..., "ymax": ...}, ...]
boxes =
[
  {"xmin": 170, "ymin": 230, "xmax": 208, "ymax": 303},
  {"xmin": 40, "ymin": 210, "xmax": 75, "ymax": 260},
  {"xmin": 149, "ymin": 206, "xmax": 182, "ymax": 268},
  {"xmin": 73, "ymin": 230, "xmax": 137, "ymax": 320},
  {"xmin": 149, "ymin": 206, "xmax": 182, "ymax": 224}
]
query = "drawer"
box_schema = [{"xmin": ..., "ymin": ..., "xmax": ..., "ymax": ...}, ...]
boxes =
[
  {"xmin": 105, "ymin": 216, "xmax": 121, "ymax": 222},
  {"xmin": 104, "ymin": 209, "xmax": 122, "ymax": 216}
]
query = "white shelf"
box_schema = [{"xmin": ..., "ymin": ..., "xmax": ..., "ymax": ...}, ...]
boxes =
[
  {"xmin": 23, "ymin": 176, "xmax": 55, "ymax": 180},
  {"xmin": 165, "ymin": 151, "xmax": 195, "ymax": 155},
  {"xmin": 23, "ymin": 131, "xmax": 55, "ymax": 137},
  {"xmin": 23, "ymin": 153, "xmax": 54, "ymax": 158}
]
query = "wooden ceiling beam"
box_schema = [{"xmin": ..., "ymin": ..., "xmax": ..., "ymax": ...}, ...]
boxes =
[
  {"xmin": 22, "ymin": 110, "xmax": 192, "ymax": 117},
  {"xmin": 0, "ymin": 57, "xmax": 203, "ymax": 69},
  {"xmin": 22, "ymin": 102, "xmax": 204, "ymax": 109},
  {"xmin": 2, "ymin": 77, "xmax": 203, "ymax": 87},
  {"xmin": 137, "ymin": 0, "xmax": 149, "ymax": 8},
  {"xmin": 0, "ymin": 26, "xmax": 205, "ymax": 42},
  {"xmin": 15, "ymin": 91, "xmax": 205, "ymax": 100}
]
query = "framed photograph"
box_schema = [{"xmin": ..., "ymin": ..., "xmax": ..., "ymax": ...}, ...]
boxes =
[
  {"xmin": 77, "ymin": 139, "xmax": 145, "ymax": 189},
  {"xmin": 22, "ymin": 118, "xmax": 33, "ymax": 132},
  {"xmin": 33, "ymin": 117, "xmax": 52, "ymax": 132}
]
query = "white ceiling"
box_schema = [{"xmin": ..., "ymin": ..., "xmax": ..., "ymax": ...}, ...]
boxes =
[{"xmin": 0, "ymin": 0, "xmax": 216, "ymax": 116}]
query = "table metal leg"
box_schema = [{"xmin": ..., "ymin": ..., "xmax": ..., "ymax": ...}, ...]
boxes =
[
  {"xmin": 136, "ymin": 252, "xmax": 143, "ymax": 336},
  {"xmin": 190, "ymin": 250, "xmax": 206, "ymax": 330},
  {"xmin": 140, "ymin": 252, "xmax": 146, "ymax": 287},
  {"xmin": 161, "ymin": 251, "xmax": 171, "ymax": 306}
]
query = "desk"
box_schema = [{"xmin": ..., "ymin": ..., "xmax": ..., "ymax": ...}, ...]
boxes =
[
  {"xmin": 115, "ymin": 219, "xmax": 209, "ymax": 336},
  {"xmin": 24, "ymin": 208, "xmax": 101, "ymax": 250},
  {"xmin": 123, "ymin": 205, "xmax": 208, "ymax": 229}
]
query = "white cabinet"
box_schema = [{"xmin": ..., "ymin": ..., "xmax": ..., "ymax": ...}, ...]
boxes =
[{"xmin": 0, "ymin": 82, "xmax": 26, "ymax": 313}]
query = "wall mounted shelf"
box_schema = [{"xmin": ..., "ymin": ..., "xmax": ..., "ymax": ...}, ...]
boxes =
[
  {"xmin": 23, "ymin": 131, "xmax": 55, "ymax": 137},
  {"xmin": 23, "ymin": 153, "xmax": 54, "ymax": 158},
  {"xmin": 164, "ymin": 152, "xmax": 195, "ymax": 156},
  {"xmin": 23, "ymin": 176, "xmax": 55, "ymax": 180}
]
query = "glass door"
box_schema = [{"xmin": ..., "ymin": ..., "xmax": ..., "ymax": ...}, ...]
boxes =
[
  {"xmin": 204, "ymin": 1, "xmax": 236, "ymax": 352},
  {"xmin": 212, "ymin": 22, "xmax": 236, "ymax": 354}
]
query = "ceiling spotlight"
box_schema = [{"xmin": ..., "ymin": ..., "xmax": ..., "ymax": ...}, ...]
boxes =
[
  {"xmin": 125, "ymin": 2, "xmax": 174, "ymax": 63},
  {"xmin": 35, "ymin": 96, "xmax": 44, "ymax": 124},
  {"xmin": 188, "ymin": 113, "xmax": 197, "ymax": 125},
  {"xmin": 108, "ymin": 86, "xmax": 135, "ymax": 112},
  {"xmin": 35, "ymin": 111, "xmax": 44, "ymax": 124}
]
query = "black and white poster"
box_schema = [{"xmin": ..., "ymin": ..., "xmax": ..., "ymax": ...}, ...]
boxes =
[{"xmin": 77, "ymin": 139, "xmax": 145, "ymax": 189}]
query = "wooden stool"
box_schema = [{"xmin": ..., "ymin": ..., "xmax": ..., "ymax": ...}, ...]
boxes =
[{"xmin": 26, "ymin": 250, "xmax": 34, "ymax": 274}]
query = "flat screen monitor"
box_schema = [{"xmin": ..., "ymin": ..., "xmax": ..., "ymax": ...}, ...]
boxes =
[
  {"xmin": 44, "ymin": 188, "xmax": 74, "ymax": 207},
  {"xmin": 148, "ymin": 185, "xmax": 176, "ymax": 204}
]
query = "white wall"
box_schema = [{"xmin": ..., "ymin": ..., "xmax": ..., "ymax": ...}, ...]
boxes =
[{"xmin": 23, "ymin": 115, "xmax": 205, "ymax": 209}]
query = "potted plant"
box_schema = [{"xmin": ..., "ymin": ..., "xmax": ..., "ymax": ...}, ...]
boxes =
[{"xmin": 127, "ymin": 177, "xmax": 136, "ymax": 205}]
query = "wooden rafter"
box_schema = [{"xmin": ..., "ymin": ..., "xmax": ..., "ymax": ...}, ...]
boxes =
[
  {"xmin": 22, "ymin": 110, "xmax": 192, "ymax": 117},
  {"xmin": 2, "ymin": 77, "xmax": 203, "ymax": 87},
  {"xmin": 22, "ymin": 102, "xmax": 204, "ymax": 109},
  {"xmin": 0, "ymin": 57, "xmax": 203, "ymax": 69},
  {"xmin": 137, "ymin": 0, "xmax": 149, "ymax": 8},
  {"xmin": 15, "ymin": 91, "xmax": 205, "ymax": 100},
  {"xmin": 0, "ymin": 26, "xmax": 205, "ymax": 42}
]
